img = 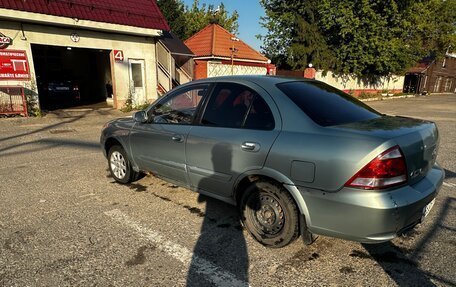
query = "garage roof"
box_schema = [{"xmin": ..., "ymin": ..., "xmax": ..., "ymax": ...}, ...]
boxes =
[
  {"xmin": 407, "ymin": 57, "xmax": 434, "ymax": 74},
  {"xmin": 160, "ymin": 31, "xmax": 194, "ymax": 57},
  {"xmin": 185, "ymin": 24, "xmax": 269, "ymax": 63},
  {"xmin": 0, "ymin": 0, "xmax": 169, "ymax": 31}
]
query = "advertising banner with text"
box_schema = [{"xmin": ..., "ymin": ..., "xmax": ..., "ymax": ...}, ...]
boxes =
[{"xmin": 0, "ymin": 50, "xmax": 31, "ymax": 80}]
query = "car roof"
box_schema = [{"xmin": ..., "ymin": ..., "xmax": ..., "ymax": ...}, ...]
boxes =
[{"xmin": 190, "ymin": 75, "xmax": 315, "ymax": 86}]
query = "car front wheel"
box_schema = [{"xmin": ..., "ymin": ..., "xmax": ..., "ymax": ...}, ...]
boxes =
[
  {"xmin": 240, "ymin": 181, "xmax": 299, "ymax": 248},
  {"xmin": 108, "ymin": 145, "xmax": 138, "ymax": 184}
]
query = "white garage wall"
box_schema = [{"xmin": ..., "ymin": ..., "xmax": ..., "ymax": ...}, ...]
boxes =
[{"xmin": 0, "ymin": 19, "xmax": 159, "ymax": 109}]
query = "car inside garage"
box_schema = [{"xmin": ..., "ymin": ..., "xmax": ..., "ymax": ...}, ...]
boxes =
[{"xmin": 31, "ymin": 44, "xmax": 112, "ymax": 110}]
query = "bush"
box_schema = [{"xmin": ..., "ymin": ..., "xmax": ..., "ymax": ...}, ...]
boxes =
[
  {"xmin": 24, "ymin": 78, "xmax": 43, "ymax": 117},
  {"xmin": 120, "ymin": 97, "xmax": 150, "ymax": 113},
  {"xmin": 358, "ymin": 91, "xmax": 379, "ymax": 99}
]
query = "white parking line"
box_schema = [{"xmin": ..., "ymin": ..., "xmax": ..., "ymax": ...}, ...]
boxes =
[
  {"xmin": 443, "ymin": 182, "xmax": 456, "ymax": 188},
  {"xmin": 104, "ymin": 209, "xmax": 250, "ymax": 287}
]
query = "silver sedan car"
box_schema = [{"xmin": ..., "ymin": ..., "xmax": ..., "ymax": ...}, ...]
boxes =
[{"xmin": 100, "ymin": 76, "xmax": 444, "ymax": 248}]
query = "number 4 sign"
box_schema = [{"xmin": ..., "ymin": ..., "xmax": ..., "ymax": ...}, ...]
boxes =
[{"xmin": 113, "ymin": 50, "xmax": 124, "ymax": 62}]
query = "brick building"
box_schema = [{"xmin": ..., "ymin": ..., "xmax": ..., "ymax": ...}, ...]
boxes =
[
  {"xmin": 184, "ymin": 24, "xmax": 272, "ymax": 80},
  {"xmin": 404, "ymin": 53, "xmax": 456, "ymax": 94}
]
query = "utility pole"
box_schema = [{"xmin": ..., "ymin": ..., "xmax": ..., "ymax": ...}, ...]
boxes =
[{"xmin": 230, "ymin": 36, "xmax": 239, "ymax": 75}]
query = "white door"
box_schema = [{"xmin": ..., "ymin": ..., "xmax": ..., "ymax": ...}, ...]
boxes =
[{"xmin": 129, "ymin": 59, "xmax": 146, "ymax": 105}]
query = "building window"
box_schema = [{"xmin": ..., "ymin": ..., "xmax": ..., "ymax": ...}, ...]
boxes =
[
  {"xmin": 434, "ymin": 77, "xmax": 442, "ymax": 92},
  {"xmin": 444, "ymin": 78, "xmax": 452, "ymax": 92}
]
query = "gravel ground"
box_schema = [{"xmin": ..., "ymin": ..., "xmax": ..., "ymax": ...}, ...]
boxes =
[{"xmin": 0, "ymin": 94, "xmax": 455, "ymax": 287}]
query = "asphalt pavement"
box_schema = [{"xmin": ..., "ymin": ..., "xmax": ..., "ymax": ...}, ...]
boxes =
[{"xmin": 0, "ymin": 94, "xmax": 455, "ymax": 286}]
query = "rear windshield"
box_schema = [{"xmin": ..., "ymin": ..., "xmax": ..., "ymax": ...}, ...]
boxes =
[{"xmin": 277, "ymin": 81, "xmax": 381, "ymax": 126}]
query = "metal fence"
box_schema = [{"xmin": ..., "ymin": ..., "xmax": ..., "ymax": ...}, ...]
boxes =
[{"xmin": 0, "ymin": 86, "xmax": 28, "ymax": 117}]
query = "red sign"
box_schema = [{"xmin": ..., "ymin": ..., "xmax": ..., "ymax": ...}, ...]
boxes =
[
  {"xmin": 113, "ymin": 50, "xmax": 124, "ymax": 62},
  {"xmin": 0, "ymin": 50, "xmax": 31, "ymax": 80}
]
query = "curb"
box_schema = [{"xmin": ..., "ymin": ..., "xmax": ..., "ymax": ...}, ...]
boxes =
[{"xmin": 360, "ymin": 94, "xmax": 418, "ymax": 102}]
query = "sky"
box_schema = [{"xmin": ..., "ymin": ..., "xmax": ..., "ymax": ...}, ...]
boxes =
[{"xmin": 181, "ymin": 0, "xmax": 267, "ymax": 52}]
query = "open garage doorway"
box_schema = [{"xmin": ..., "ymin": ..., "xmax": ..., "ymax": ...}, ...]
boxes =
[{"xmin": 31, "ymin": 44, "xmax": 112, "ymax": 110}]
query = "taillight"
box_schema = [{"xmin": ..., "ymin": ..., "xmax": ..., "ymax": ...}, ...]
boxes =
[{"xmin": 345, "ymin": 146, "xmax": 407, "ymax": 189}]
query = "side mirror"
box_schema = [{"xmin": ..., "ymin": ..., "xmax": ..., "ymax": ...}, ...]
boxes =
[{"xmin": 133, "ymin": 111, "xmax": 148, "ymax": 123}]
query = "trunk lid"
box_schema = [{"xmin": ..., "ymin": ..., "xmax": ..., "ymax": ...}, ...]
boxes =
[{"xmin": 334, "ymin": 115, "xmax": 439, "ymax": 186}]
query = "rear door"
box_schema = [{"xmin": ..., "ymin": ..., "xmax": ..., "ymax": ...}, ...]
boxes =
[
  {"xmin": 186, "ymin": 82, "xmax": 281, "ymax": 198},
  {"xmin": 129, "ymin": 83, "xmax": 210, "ymax": 186}
]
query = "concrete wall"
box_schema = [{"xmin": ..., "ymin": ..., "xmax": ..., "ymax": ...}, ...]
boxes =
[
  {"xmin": 194, "ymin": 59, "xmax": 269, "ymax": 80},
  {"xmin": 207, "ymin": 61, "xmax": 267, "ymax": 77},
  {"xmin": 315, "ymin": 70, "xmax": 404, "ymax": 94},
  {"xmin": 0, "ymin": 20, "xmax": 159, "ymax": 109},
  {"xmin": 277, "ymin": 69, "xmax": 405, "ymax": 95}
]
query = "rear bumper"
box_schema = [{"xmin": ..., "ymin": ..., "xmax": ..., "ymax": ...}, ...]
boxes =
[{"xmin": 298, "ymin": 164, "xmax": 444, "ymax": 243}]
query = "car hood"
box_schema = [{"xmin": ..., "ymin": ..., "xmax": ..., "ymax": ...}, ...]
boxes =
[{"xmin": 106, "ymin": 116, "xmax": 136, "ymax": 131}]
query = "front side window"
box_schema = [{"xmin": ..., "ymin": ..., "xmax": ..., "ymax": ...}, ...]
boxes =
[
  {"xmin": 201, "ymin": 83, "xmax": 274, "ymax": 130},
  {"xmin": 149, "ymin": 84, "xmax": 209, "ymax": 124}
]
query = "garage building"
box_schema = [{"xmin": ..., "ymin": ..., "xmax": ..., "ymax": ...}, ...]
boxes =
[{"xmin": 0, "ymin": 0, "xmax": 169, "ymax": 111}]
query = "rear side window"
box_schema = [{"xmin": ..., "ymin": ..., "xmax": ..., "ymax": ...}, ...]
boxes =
[
  {"xmin": 277, "ymin": 81, "xmax": 381, "ymax": 126},
  {"xmin": 201, "ymin": 83, "xmax": 274, "ymax": 130}
]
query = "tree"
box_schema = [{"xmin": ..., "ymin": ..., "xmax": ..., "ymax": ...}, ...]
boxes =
[
  {"xmin": 183, "ymin": 1, "xmax": 239, "ymax": 39},
  {"xmin": 403, "ymin": 0, "xmax": 456, "ymax": 58},
  {"xmin": 158, "ymin": 0, "xmax": 239, "ymax": 40},
  {"xmin": 259, "ymin": 0, "xmax": 334, "ymax": 70},
  {"xmin": 260, "ymin": 0, "xmax": 456, "ymax": 79},
  {"xmin": 157, "ymin": 0, "xmax": 186, "ymax": 39},
  {"xmin": 318, "ymin": 0, "xmax": 414, "ymax": 78}
]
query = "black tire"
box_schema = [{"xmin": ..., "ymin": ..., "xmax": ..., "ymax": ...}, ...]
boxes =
[
  {"xmin": 240, "ymin": 181, "xmax": 299, "ymax": 248},
  {"xmin": 108, "ymin": 145, "xmax": 139, "ymax": 184}
]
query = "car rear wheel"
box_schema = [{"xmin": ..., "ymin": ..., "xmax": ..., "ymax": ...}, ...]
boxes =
[
  {"xmin": 240, "ymin": 181, "xmax": 299, "ymax": 248},
  {"xmin": 108, "ymin": 145, "xmax": 138, "ymax": 184}
]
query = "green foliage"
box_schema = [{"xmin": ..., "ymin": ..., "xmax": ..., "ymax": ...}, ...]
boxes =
[
  {"xmin": 259, "ymin": 0, "xmax": 334, "ymax": 70},
  {"xmin": 120, "ymin": 91, "xmax": 150, "ymax": 113},
  {"xmin": 402, "ymin": 0, "xmax": 456, "ymax": 58},
  {"xmin": 260, "ymin": 0, "xmax": 456, "ymax": 80},
  {"xmin": 157, "ymin": 0, "xmax": 187, "ymax": 39},
  {"xmin": 120, "ymin": 97, "xmax": 134, "ymax": 113},
  {"xmin": 23, "ymin": 77, "xmax": 42, "ymax": 117},
  {"xmin": 158, "ymin": 0, "xmax": 239, "ymax": 40},
  {"xmin": 135, "ymin": 103, "xmax": 151, "ymax": 111},
  {"xmin": 358, "ymin": 91, "xmax": 380, "ymax": 99}
]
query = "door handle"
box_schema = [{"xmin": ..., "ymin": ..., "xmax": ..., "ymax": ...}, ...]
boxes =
[
  {"xmin": 171, "ymin": 135, "xmax": 183, "ymax": 142},
  {"xmin": 241, "ymin": 142, "xmax": 260, "ymax": 152}
]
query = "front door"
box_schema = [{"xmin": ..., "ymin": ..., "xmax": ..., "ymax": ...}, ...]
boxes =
[
  {"xmin": 186, "ymin": 82, "xmax": 281, "ymax": 198},
  {"xmin": 129, "ymin": 59, "xmax": 146, "ymax": 106},
  {"xmin": 129, "ymin": 83, "xmax": 210, "ymax": 186}
]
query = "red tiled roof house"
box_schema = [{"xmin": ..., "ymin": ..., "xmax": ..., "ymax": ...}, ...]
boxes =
[{"xmin": 185, "ymin": 24, "xmax": 272, "ymax": 80}]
